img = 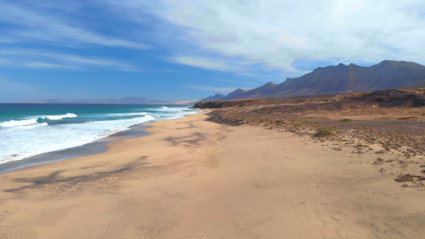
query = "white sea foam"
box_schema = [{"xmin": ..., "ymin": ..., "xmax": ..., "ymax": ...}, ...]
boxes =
[
  {"xmin": 0, "ymin": 115, "xmax": 156, "ymax": 164},
  {"xmin": 150, "ymin": 107, "xmax": 188, "ymax": 112},
  {"xmin": 18, "ymin": 123, "xmax": 48, "ymax": 129},
  {"xmin": 0, "ymin": 118, "xmax": 38, "ymax": 127},
  {"xmin": 40, "ymin": 113, "xmax": 77, "ymax": 120},
  {"xmin": 108, "ymin": 112, "xmax": 147, "ymax": 116}
]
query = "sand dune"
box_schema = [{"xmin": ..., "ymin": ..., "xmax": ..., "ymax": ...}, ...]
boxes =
[{"xmin": 0, "ymin": 112, "xmax": 424, "ymax": 238}]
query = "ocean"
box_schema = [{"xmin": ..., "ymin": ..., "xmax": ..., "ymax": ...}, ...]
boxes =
[{"xmin": 0, "ymin": 104, "xmax": 198, "ymax": 166}]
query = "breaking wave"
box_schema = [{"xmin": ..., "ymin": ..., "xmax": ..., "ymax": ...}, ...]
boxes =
[{"xmin": 0, "ymin": 113, "xmax": 77, "ymax": 128}]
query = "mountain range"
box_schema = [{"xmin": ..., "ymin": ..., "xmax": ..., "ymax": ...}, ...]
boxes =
[{"xmin": 201, "ymin": 60, "xmax": 425, "ymax": 101}]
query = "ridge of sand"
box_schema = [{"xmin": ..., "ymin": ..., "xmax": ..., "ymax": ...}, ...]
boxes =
[{"xmin": 0, "ymin": 112, "xmax": 424, "ymax": 238}]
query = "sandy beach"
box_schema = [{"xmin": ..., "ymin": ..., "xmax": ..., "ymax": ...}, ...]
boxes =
[{"xmin": 1, "ymin": 112, "xmax": 424, "ymax": 239}]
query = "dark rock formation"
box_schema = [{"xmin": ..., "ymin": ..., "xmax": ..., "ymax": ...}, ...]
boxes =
[{"xmin": 352, "ymin": 89, "xmax": 425, "ymax": 107}]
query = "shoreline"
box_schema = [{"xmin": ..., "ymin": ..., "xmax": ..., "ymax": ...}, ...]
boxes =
[
  {"xmin": 1, "ymin": 111, "xmax": 424, "ymax": 238},
  {"xmin": 0, "ymin": 110, "xmax": 197, "ymax": 174},
  {"xmin": 0, "ymin": 123, "xmax": 152, "ymax": 174}
]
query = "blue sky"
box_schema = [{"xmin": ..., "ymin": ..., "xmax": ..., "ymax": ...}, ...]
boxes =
[{"xmin": 1, "ymin": 0, "xmax": 425, "ymax": 102}]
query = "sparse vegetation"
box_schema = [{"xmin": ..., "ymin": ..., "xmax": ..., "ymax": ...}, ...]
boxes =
[
  {"xmin": 244, "ymin": 116, "xmax": 286, "ymax": 127},
  {"xmin": 314, "ymin": 127, "xmax": 340, "ymax": 137},
  {"xmin": 302, "ymin": 120, "xmax": 321, "ymax": 125},
  {"xmin": 275, "ymin": 121, "xmax": 285, "ymax": 126},
  {"xmin": 201, "ymin": 89, "xmax": 425, "ymax": 160},
  {"xmin": 245, "ymin": 117, "xmax": 261, "ymax": 124}
]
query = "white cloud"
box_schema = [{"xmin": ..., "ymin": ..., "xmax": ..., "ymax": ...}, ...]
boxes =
[
  {"xmin": 188, "ymin": 85, "xmax": 238, "ymax": 92},
  {"xmin": 103, "ymin": 0, "xmax": 425, "ymax": 72},
  {"xmin": 21, "ymin": 62, "xmax": 80, "ymax": 69},
  {"xmin": 0, "ymin": 2, "xmax": 148, "ymax": 49},
  {"xmin": 0, "ymin": 49, "xmax": 139, "ymax": 71},
  {"xmin": 170, "ymin": 56, "xmax": 239, "ymax": 72}
]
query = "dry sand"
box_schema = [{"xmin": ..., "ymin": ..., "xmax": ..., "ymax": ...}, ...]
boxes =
[{"xmin": 0, "ymin": 112, "xmax": 424, "ymax": 239}]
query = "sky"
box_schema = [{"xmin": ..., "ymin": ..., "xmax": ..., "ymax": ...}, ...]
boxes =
[{"xmin": 1, "ymin": 0, "xmax": 425, "ymax": 102}]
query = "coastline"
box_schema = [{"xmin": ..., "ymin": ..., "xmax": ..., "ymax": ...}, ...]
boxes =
[
  {"xmin": 0, "ymin": 123, "xmax": 152, "ymax": 174},
  {"xmin": 1, "ymin": 111, "xmax": 424, "ymax": 238},
  {"xmin": 0, "ymin": 107, "xmax": 197, "ymax": 174}
]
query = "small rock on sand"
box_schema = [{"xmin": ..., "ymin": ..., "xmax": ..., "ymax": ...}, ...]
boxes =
[
  {"xmin": 372, "ymin": 158, "xmax": 385, "ymax": 165},
  {"xmin": 375, "ymin": 150, "xmax": 386, "ymax": 154},
  {"xmin": 396, "ymin": 174, "xmax": 415, "ymax": 182}
]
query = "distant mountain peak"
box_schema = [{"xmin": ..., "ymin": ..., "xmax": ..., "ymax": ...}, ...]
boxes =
[
  {"xmin": 377, "ymin": 60, "xmax": 425, "ymax": 69},
  {"xmin": 199, "ymin": 93, "xmax": 226, "ymax": 102},
  {"xmin": 378, "ymin": 60, "xmax": 393, "ymax": 66},
  {"xmin": 379, "ymin": 59, "xmax": 415, "ymax": 65},
  {"xmin": 234, "ymin": 88, "xmax": 247, "ymax": 93},
  {"xmin": 263, "ymin": 82, "xmax": 277, "ymax": 86}
]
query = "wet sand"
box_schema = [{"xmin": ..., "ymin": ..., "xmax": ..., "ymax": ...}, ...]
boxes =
[{"xmin": 0, "ymin": 112, "xmax": 424, "ymax": 238}]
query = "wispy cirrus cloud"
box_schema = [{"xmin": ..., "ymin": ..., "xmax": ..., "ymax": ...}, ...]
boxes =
[
  {"xmin": 21, "ymin": 62, "xmax": 80, "ymax": 69},
  {"xmin": 0, "ymin": 2, "xmax": 148, "ymax": 49},
  {"xmin": 0, "ymin": 48, "xmax": 139, "ymax": 71},
  {"xmin": 170, "ymin": 56, "xmax": 239, "ymax": 72},
  {"xmin": 169, "ymin": 56, "xmax": 275, "ymax": 79}
]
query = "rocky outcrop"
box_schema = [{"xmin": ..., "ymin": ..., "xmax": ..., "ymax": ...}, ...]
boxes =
[{"xmin": 352, "ymin": 89, "xmax": 425, "ymax": 107}]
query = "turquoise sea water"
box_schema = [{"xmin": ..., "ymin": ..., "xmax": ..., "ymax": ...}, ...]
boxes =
[{"xmin": 0, "ymin": 104, "xmax": 197, "ymax": 164}]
